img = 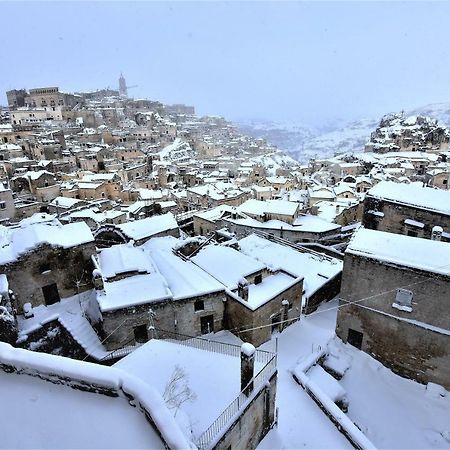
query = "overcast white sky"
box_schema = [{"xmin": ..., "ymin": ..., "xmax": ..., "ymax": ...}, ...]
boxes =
[{"xmin": 1, "ymin": 1, "xmax": 450, "ymax": 125}]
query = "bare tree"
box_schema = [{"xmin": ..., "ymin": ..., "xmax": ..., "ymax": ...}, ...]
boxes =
[{"xmin": 163, "ymin": 365, "xmax": 196, "ymax": 416}]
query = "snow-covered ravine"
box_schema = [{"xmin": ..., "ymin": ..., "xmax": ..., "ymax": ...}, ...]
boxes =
[{"xmin": 255, "ymin": 299, "xmax": 450, "ymax": 449}]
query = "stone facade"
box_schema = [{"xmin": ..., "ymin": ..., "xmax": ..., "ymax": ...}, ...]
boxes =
[
  {"xmin": 363, "ymin": 195, "xmax": 450, "ymax": 239},
  {"xmin": 214, "ymin": 373, "xmax": 277, "ymax": 450},
  {"xmin": 100, "ymin": 290, "xmax": 226, "ymax": 351},
  {"xmin": 225, "ymin": 275, "xmax": 303, "ymax": 346},
  {"xmin": 336, "ymin": 252, "xmax": 450, "ymax": 390},
  {"xmin": 2, "ymin": 242, "xmax": 96, "ymax": 313}
]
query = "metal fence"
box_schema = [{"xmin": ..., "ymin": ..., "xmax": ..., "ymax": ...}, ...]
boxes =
[
  {"xmin": 196, "ymin": 354, "xmax": 277, "ymax": 450},
  {"xmin": 159, "ymin": 328, "xmax": 274, "ymax": 365}
]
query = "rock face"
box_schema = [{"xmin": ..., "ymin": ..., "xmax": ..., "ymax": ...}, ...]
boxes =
[{"xmin": 365, "ymin": 113, "xmax": 450, "ymax": 153}]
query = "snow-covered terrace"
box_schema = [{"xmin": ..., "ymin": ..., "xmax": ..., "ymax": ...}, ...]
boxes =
[
  {"xmin": 115, "ymin": 338, "xmax": 272, "ymax": 445},
  {"xmin": 0, "ymin": 342, "xmax": 191, "ymax": 450}
]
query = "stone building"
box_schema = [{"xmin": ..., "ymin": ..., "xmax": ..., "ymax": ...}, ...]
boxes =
[
  {"xmin": 0, "ymin": 184, "xmax": 16, "ymax": 222},
  {"xmin": 11, "ymin": 170, "xmax": 60, "ymax": 202},
  {"xmin": 92, "ymin": 241, "xmax": 226, "ymax": 351},
  {"xmin": 336, "ymin": 228, "xmax": 450, "ymax": 390},
  {"xmin": 0, "ymin": 215, "xmax": 95, "ymax": 314},
  {"xmin": 363, "ymin": 181, "xmax": 450, "ymax": 240},
  {"xmin": 192, "ymin": 244, "xmax": 303, "ymax": 346}
]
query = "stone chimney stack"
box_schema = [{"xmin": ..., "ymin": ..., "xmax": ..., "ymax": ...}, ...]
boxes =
[
  {"xmin": 92, "ymin": 269, "xmax": 104, "ymax": 291},
  {"xmin": 431, "ymin": 225, "xmax": 443, "ymax": 241},
  {"xmin": 241, "ymin": 342, "xmax": 256, "ymax": 396},
  {"xmin": 237, "ymin": 278, "xmax": 249, "ymax": 302}
]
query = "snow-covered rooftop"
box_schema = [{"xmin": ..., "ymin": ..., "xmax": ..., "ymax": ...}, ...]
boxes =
[
  {"xmin": 144, "ymin": 237, "xmax": 224, "ymax": 300},
  {"xmin": 192, "ymin": 245, "xmax": 265, "ymax": 289},
  {"xmin": 0, "ymin": 218, "xmax": 94, "ymax": 265},
  {"xmin": 98, "ymin": 244, "xmax": 154, "ymax": 279},
  {"xmin": 238, "ymin": 234, "xmax": 342, "ymax": 298},
  {"xmin": 238, "ymin": 199, "xmax": 299, "ymax": 217},
  {"xmin": 116, "ymin": 213, "xmax": 178, "ymax": 240},
  {"xmin": 347, "ymin": 228, "xmax": 450, "ymax": 275},
  {"xmin": 367, "ymin": 181, "xmax": 450, "ymax": 215}
]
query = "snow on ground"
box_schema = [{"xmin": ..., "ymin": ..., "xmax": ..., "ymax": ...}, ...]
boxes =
[
  {"xmin": 329, "ymin": 338, "xmax": 450, "ymax": 449},
  {"xmin": 0, "ymin": 370, "xmax": 164, "ymax": 449},
  {"xmin": 257, "ymin": 299, "xmax": 352, "ymax": 449},
  {"xmin": 256, "ymin": 298, "xmax": 450, "ymax": 450},
  {"xmin": 115, "ymin": 339, "xmax": 264, "ymax": 441}
]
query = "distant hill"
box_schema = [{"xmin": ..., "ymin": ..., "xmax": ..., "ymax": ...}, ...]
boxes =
[{"xmin": 237, "ymin": 101, "xmax": 450, "ymax": 163}]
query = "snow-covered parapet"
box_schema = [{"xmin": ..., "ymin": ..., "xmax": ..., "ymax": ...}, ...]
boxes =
[{"xmin": 0, "ymin": 342, "xmax": 195, "ymax": 450}]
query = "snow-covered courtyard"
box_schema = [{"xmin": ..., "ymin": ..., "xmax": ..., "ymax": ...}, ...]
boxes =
[{"xmin": 254, "ymin": 299, "xmax": 450, "ymax": 449}]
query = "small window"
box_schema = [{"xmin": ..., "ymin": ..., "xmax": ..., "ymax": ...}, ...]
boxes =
[
  {"xmin": 395, "ymin": 288, "xmax": 413, "ymax": 307},
  {"xmin": 0, "ymin": 202, "xmax": 5, "ymax": 209},
  {"xmin": 133, "ymin": 324, "xmax": 148, "ymax": 343},
  {"xmin": 347, "ymin": 328, "xmax": 363, "ymax": 349},
  {"xmin": 443, "ymin": 180, "xmax": 448, "ymax": 185},
  {"xmin": 254, "ymin": 274, "xmax": 262, "ymax": 285},
  {"xmin": 194, "ymin": 300, "xmax": 204, "ymax": 312}
]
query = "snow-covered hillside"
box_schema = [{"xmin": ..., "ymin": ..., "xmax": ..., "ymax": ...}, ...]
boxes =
[
  {"xmin": 237, "ymin": 119, "xmax": 315, "ymax": 152},
  {"xmin": 250, "ymin": 151, "xmax": 299, "ymax": 175},
  {"xmin": 409, "ymin": 102, "xmax": 450, "ymax": 128},
  {"xmin": 238, "ymin": 101, "xmax": 450, "ymax": 163},
  {"xmin": 292, "ymin": 119, "xmax": 377, "ymax": 162}
]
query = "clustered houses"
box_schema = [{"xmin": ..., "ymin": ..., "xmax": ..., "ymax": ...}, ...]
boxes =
[{"xmin": 2, "ymin": 80, "xmax": 450, "ymax": 449}]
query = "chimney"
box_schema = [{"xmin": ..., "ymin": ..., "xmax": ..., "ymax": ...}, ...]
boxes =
[
  {"xmin": 432, "ymin": 226, "xmax": 443, "ymax": 241},
  {"xmin": 92, "ymin": 269, "xmax": 104, "ymax": 291},
  {"xmin": 238, "ymin": 278, "xmax": 249, "ymax": 301},
  {"xmin": 241, "ymin": 342, "xmax": 256, "ymax": 396}
]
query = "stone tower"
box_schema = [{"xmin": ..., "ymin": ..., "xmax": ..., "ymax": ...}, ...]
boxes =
[{"xmin": 119, "ymin": 73, "xmax": 127, "ymax": 98}]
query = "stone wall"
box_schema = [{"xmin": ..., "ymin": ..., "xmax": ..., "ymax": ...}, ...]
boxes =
[
  {"xmin": 1, "ymin": 242, "xmax": 96, "ymax": 313},
  {"xmin": 336, "ymin": 252, "xmax": 450, "ymax": 389},
  {"xmin": 214, "ymin": 372, "xmax": 277, "ymax": 450},
  {"xmin": 305, "ymin": 272, "xmax": 342, "ymax": 314},
  {"xmin": 101, "ymin": 290, "xmax": 226, "ymax": 351},
  {"xmin": 363, "ymin": 196, "xmax": 450, "ymax": 238},
  {"xmin": 225, "ymin": 277, "xmax": 303, "ymax": 346}
]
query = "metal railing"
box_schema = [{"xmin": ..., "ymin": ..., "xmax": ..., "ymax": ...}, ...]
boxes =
[
  {"xmin": 100, "ymin": 336, "xmax": 141, "ymax": 361},
  {"xmin": 158, "ymin": 328, "xmax": 274, "ymax": 365},
  {"xmin": 196, "ymin": 354, "xmax": 277, "ymax": 450}
]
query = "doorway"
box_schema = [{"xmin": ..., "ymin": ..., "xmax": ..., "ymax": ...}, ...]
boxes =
[
  {"xmin": 42, "ymin": 283, "xmax": 60, "ymax": 306},
  {"xmin": 347, "ymin": 328, "xmax": 363, "ymax": 349},
  {"xmin": 200, "ymin": 315, "xmax": 214, "ymax": 334}
]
